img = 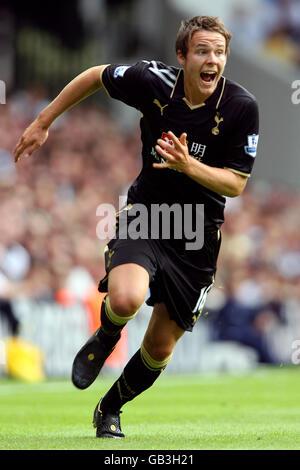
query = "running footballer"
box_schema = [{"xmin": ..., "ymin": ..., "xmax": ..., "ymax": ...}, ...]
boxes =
[{"xmin": 14, "ymin": 16, "xmax": 259, "ymax": 438}]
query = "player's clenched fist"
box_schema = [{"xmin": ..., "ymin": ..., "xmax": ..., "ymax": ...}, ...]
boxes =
[{"xmin": 14, "ymin": 120, "xmax": 49, "ymax": 163}]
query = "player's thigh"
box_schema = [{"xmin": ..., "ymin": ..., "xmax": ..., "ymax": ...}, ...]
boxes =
[
  {"xmin": 108, "ymin": 263, "xmax": 150, "ymax": 316},
  {"xmin": 143, "ymin": 302, "xmax": 185, "ymax": 361}
]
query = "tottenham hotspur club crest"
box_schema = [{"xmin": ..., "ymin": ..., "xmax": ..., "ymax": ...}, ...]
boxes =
[{"xmin": 211, "ymin": 112, "xmax": 224, "ymax": 135}]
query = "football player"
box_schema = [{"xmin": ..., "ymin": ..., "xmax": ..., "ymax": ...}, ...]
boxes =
[{"xmin": 14, "ymin": 16, "xmax": 259, "ymax": 438}]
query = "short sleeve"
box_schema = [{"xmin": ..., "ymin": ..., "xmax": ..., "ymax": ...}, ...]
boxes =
[
  {"xmin": 224, "ymin": 98, "xmax": 259, "ymax": 177},
  {"xmin": 101, "ymin": 62, "xmax": 149, "ymax": 110}
]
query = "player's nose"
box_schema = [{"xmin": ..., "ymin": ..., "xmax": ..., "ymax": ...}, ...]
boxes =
[{"xmin": 205, "ymin": 51, "xmax": 218, "ymax": 65}]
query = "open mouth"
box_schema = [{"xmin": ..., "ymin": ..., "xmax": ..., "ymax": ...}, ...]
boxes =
[{"xmin": 200, "ymin": 71, "xmax": 217, "ymax": 83}]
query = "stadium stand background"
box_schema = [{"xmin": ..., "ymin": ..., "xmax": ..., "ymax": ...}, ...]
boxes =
[{"xmin": 0, "ymin": 0, "xmax": 300, "ymax": 378}]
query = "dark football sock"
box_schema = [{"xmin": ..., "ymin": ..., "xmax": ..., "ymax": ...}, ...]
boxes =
[
  {"xmin": 100, "ymin": 295, "xmax": 137, "ymax": 338},
  {"xmin": 100, "ymin": 343, "xmax": 172, "ymax": 412}
]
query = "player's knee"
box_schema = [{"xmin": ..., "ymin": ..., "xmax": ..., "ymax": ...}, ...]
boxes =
[
  {"xmin": 143, "ymin": 337, "xmax": 174, "ymax": 362},
  {"xmin": 150, "ymin": 346, "xmax": 173, "ymax": 362},
  {"xmin": 109, "ymin": 291, "xmax": 144, "ymax": 317}
]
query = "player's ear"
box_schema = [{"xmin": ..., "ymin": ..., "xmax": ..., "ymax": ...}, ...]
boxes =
[
  {"xmin": 222, "ymin": 54, "xmax": 228, "ymax": 73},
  {"xmin": 177, "ymin": 50, "xmax": 185, "ymax": 67}
]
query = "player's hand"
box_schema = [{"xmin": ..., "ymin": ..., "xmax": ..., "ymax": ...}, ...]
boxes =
[
  {"xmin": 153, "ymin": 131, "xmax": 191, "ymax": 172},
  {"xmin": 13, "ymin": 119, "xmax": 49, "ymax": 163}
]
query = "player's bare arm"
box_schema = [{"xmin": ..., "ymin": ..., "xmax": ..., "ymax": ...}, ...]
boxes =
[
  {"xmin": 14, "ymin": 65, "xmax": 109, "ymax": 163},
  {"xmin": 154, "ymin": 130, "xmax": 248, "ymax": 198}
]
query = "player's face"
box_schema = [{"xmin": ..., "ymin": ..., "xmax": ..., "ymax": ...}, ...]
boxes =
[{"xmin": 177, "ymin": 30, "xmax": 227, "ymax": 104}]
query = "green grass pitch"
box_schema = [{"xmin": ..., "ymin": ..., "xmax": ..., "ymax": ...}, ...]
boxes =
[{"xmin": 0, "ymin": 366, "xmax": 299, "ymax": 450}]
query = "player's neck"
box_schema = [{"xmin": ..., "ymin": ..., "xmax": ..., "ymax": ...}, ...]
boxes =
[{"xmin": 183, "ymin": 81, "xmax": 217, "ymax": 106}]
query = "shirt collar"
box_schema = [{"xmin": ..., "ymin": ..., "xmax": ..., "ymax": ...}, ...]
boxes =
[{"xmin": 170, "ymin": 69, "xmax": 226, "ymax": 110}]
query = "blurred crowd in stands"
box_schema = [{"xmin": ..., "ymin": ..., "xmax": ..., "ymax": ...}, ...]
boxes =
[
  {"xmin": 230, "ymin": 0, "xmax": 300, "ymax": 67},
  {"xmin": 0, "ymin": 87, "xmax": 141, "ymax": 303},
  {"xmin": 1, "ymin": 86, "xmax": 300, "ymax": 364},
  {"xmin": 207, "ymin": 182, "xmax": 300, "ymax": 364}
]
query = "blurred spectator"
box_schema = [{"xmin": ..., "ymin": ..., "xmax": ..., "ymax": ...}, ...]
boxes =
[
  {"xmin": 230, "ymin": 0, "xmax": 300, "ymax": 67},
  {"xmin": 263, "ymin": 0, "xmax": 300, "ymax": 65},
  {"xmin": 0, "ymin": 300, "xmax": 19, "ymax": 336},
  {"xmin": 211, "ymin": 267, "xmax": 282, "ymax": 364}
]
